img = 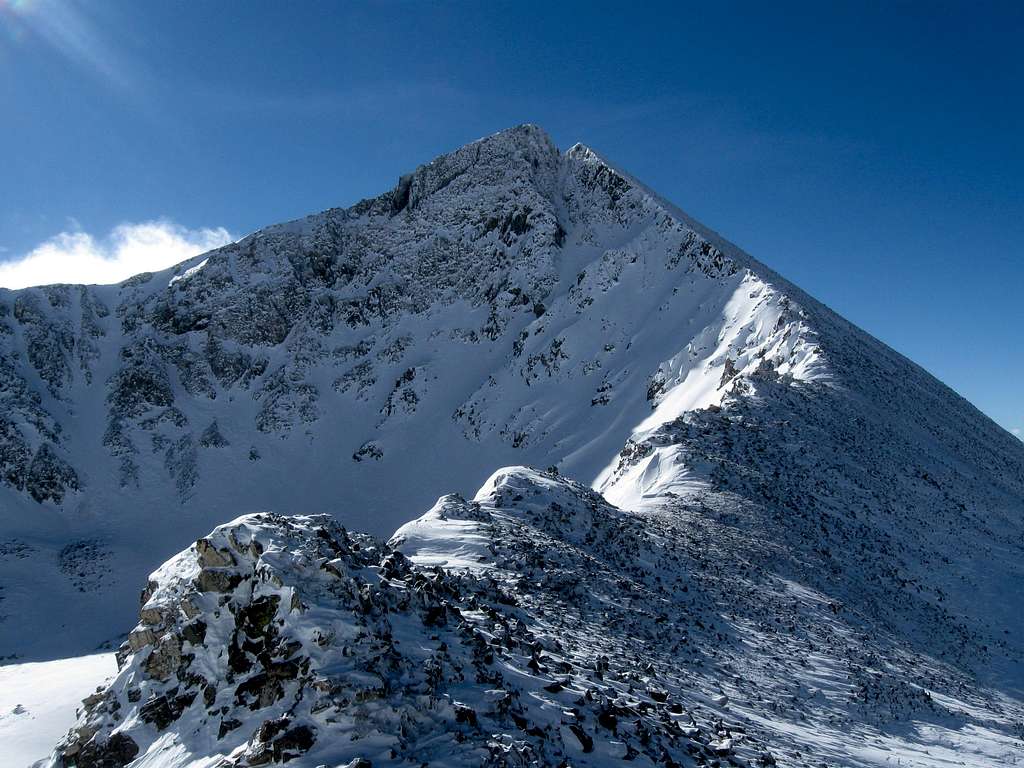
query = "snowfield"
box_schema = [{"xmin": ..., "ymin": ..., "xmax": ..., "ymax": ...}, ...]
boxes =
[
  {"xmin": 0, "ymin": 653, "xmax": 116, "ymax": 767},
  {"xmin": 0, "ymin": 125, "xmax": 1021, "ymax": 766}
]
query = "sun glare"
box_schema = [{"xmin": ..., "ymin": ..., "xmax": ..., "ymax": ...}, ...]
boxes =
[{"xmin": 1, "ymin": 0, "xmax": 35, "ymax": 15}]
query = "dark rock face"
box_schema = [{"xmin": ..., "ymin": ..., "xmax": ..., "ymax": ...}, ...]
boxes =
[
  {"xmin": 0, "ymin": 417, "xmax": 32, "ymax": 490},
  {"xmin": 199, "ymin": 420, "xmax": 229, "ymax": 448},
  {"xmin": 65, "ymin": 732, "xmax": 139, "ymax": 768},
  {"xmin": 250, "ymin": 720, "xmax": 315, "ymax": 764},
  {"xmin": 351, "ymin": 440, "xmax": 383, "ymax": 462}
]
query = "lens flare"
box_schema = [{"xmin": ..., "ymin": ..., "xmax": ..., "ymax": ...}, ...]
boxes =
[
  {"xmin": 1, "ymin": 0, "xmax": 36, "ymax": 14},
  {"xmin": 0, "ymin": 0, "xmax": 31, "ymax": 44},
  {"xmin": 0, "ymin": 0, "xmax": 140, "ymax": 97}
]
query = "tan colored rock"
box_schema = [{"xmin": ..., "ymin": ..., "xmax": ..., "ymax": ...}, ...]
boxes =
[
  {"xmin": 143, "ymin": 635, "xmax": 181, "ymax": 681},
  {"xmin": 196, "ymin": 568, "xmax": 239, "ymax": 593},
  {"xmin": 82, "ymin": 690, "xmax": 105, "ymax": 711},
  {"xmin": 128, "ymin": 627, "xmax": 157, "ymax": 652},
  {"xmin": 196, "ymin": 538, "xmax": 235, "ymax": 568},
  {"xmin": 181, "ymin": 596, "xmax": 201, "ymax": 618},
  {"xmin": 139, "ymin": 605, "xmax": 166, "ymax": 626}
]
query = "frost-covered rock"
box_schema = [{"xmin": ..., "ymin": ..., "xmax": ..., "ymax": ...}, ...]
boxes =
[
  {"xmin": 49, "ymin": 507, "xmax": 758, "ymax": 767},
  {"xmin": 25, "ymin": 443, "xmax": 79, "ymax": 504}
]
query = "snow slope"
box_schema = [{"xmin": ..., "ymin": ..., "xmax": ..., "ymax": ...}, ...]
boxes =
[{"xmin": 0, "ymin": 653, "xmax": 116, "ymax": 767}]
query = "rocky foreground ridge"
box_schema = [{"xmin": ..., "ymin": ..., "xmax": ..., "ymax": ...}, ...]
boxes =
[
  {"xmin": 49, "ymin": 464, "xmax": 1024, "ymax": 767},
  {"xmin": 50, "ymin": 470, "xmax": 780, "ymax": 768}
]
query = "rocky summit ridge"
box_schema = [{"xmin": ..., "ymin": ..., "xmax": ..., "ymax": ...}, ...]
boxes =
[{"xmin": 0, "ymin": 125, "xmax": 1020, "ymax": 767}]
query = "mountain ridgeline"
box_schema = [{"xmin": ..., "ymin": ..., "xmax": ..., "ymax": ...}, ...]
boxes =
[{"xmin": 0, "ymin": 125, "xmax": 1021, "ymax": 766}]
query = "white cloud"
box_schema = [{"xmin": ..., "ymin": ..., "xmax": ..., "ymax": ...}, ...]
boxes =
[
  {"xmin": 1013, "ymin": 427, "xmax": 1022, "ymax": 438},
  {"xmin": 0, "ymin": 220, "xmax": 234, "ymax": 290}
]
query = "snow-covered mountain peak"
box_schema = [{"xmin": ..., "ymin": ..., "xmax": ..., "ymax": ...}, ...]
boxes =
[
  {"xmin": 467, "ymin": 122, "xmax": 559, "ymax": 158},
  {"xmin": 385, "ymin": 122, "xmax": 561, "ymax": 215},
  {"xmin": 5, "ymin": 122, "xmax": 1024, "ymax": 767}
]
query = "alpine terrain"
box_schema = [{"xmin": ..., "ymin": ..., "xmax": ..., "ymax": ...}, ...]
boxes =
[{"xmin": 0, "ymin": 125, "xmax": 1021, "ymax": 767}]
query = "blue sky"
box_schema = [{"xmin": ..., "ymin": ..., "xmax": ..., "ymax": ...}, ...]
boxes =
[{"xmin": 0, "ymin": 1, "xmax": 1021, "ymax": 436}]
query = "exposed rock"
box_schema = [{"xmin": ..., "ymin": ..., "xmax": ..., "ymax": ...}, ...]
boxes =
[
  {"xmin": 196, "ymin": 568, "xmax": 241, "ymax": 593},
  {"xmin": 127, "ymin": 628, "xmax": 157, "ymax": 652},
  {"xmin": 351, "ymin": 440, "xmax": 383, "ymax": 462},
  {"xmin": 67, "ymin": 732, "xmax": 139, "ymax": 768},
  {"xmin": 25, "ymin": 443, "xmax": 79, "ymax": 504},
  {"xmin": 46, "ymin": 509, "xmax": 763, "ymax": 766},
  {"xmin": 199, "ymin": 419, "xmax": 230, "ymax": 448},
  {"xmin": 196, "ymin": 538, "xmax": 235, "ymax": 568},
  {"xmin": 143, "ymin": 634, "xmax": 181, "ymax": 682}
]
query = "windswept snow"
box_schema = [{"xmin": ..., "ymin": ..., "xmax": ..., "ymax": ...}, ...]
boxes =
[{"xmin": 167, "ymin": 258, "xmax": 209, "ymax": 287}]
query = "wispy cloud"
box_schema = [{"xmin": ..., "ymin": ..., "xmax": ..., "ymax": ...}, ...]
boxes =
[
  {"xmin": 1013, "ymin": 427, "xmax": 1022, "ymax": 439},
  {"xmin": 0, "ymin": 220, "xmax": 233, "ymax": 289},
  {"xmin": 3, "ymin": 0, "xmax": 146, "ymax": 98}
]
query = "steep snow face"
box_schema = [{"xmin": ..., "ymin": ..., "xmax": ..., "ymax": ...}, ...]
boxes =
[
  {"xmin": 596, "ymin": 301, "xmax": 1024, "ymax": 685},
  {"xmin": 0, "ymin": 125, "xmax": 833, "ymax": 657}
]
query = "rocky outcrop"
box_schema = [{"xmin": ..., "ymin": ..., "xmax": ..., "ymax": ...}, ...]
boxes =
[
  {"xmin": 25, "ymin": 443, "xmax": 79, "ymax": 503},
  {"xmin": 49, "ymin": 508, "xmax": 761, "ymax": 767},
  {"xmin": 52, "ymin": 458, "xmax": 1024, "ymax": 767}
]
